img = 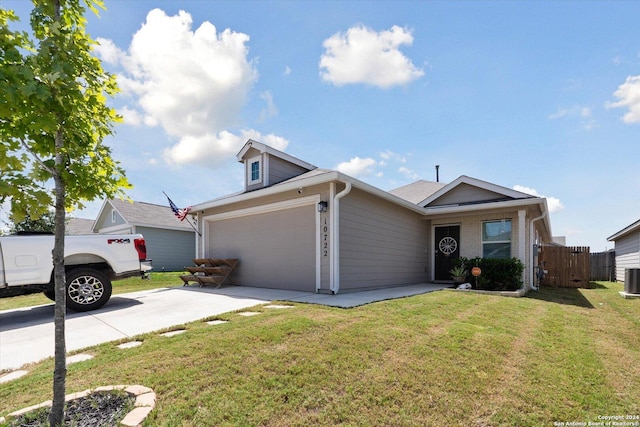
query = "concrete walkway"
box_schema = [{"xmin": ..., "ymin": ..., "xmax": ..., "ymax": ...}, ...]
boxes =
[{"xmin": 0, "ymin": 283, "xmax": 446, "ymax": 371}]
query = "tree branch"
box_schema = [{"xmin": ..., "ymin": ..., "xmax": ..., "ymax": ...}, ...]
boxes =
[{"xmin": 19, "ymin": 136, "xmax": 56, "ymax": 176}]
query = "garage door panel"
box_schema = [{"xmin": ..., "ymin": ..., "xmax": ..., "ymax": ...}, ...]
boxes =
[{"xmin": 208, "ymin": 205, "xmax": 316, "ymax": 291}]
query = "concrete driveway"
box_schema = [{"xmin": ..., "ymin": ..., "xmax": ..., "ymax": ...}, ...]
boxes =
[{"xmin": 0, "ymin": 283, "xmax": 446, "ymax": 371}]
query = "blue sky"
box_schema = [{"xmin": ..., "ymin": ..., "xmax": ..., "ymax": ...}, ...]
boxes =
[{"xmin": 3, "ymin": 1, "xmax": 640, "ymax": 251}]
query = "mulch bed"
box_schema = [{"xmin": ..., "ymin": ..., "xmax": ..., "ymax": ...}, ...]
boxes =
[{"xmin": 9, "ymin": 391, "xmax": 134, "ymax": 427}]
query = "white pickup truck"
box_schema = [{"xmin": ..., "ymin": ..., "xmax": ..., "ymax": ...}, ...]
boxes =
[{"xmin": 0, "ymin": 233, "xmax": 152, "ymax": 311}]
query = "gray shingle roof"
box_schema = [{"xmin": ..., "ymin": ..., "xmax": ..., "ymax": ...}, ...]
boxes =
[
  {"xmin": 388, "ymin": 180, "xmax": 446, "ymax": 205},
  {"xmin": 108, "ymin": 199, "xmax": 194, "ymax": 231},
  {"xmin": 66, "ymin": 218, "xmax": 96, "ymax": 235}
]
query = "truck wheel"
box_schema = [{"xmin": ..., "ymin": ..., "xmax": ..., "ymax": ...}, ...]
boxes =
[{"xmin": 66, "ymin": 268, "xmax": 112, "ymax": 312}]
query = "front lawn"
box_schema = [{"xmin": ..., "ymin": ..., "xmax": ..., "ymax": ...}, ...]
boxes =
[{"xmin": 1, "ymin": 282, "xmax": 638, "ymax": 426}]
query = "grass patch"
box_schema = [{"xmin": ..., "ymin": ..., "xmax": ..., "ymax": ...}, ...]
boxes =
[
  {"xmin": 0, "ymin": 271, "xmax": 184, "ymax": 311},
  {"xmin": 1, "ymin": 282, "xmax": 638, "ymax": 426}
]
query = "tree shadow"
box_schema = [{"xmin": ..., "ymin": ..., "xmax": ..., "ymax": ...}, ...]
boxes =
[{"xmin": 526, "ymin": 286, "xmax": 595, "ymax": 308}]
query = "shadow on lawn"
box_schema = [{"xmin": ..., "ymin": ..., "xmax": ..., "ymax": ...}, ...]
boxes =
[{"xmin": 526, "ymin": 286, "xmax": 595, "ymax": 308}]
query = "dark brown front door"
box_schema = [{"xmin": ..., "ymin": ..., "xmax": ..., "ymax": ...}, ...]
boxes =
[{"xmin": 434, "ymin": 225, "xmax": 460, "ymax": 281}]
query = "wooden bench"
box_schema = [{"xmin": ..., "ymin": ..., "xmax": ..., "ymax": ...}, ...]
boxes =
[{"xmin": 180, "ymin": 258, "xmax": 239, "ymax": 288}]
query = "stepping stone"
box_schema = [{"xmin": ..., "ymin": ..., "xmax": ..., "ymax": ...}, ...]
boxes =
[
  {"xmin": 207, "ymin": 320, "xmax": 228, "ymax": 325},
  {"xmin": 161, "ymin": 330, "xmax": 186, "ymax": 337},
  {"xmin": 66, "ymin": 354, "xmax": 93, "ymax": 365},
  {"xmin": 238, "ymin": 311, "xmax": 261, "ymax": 317},
  {"xmin": 264, "ymin": 304, "xmax": 293, "ymax": 309},
  {"xmin": 0, "ymin": 370, "xmax": 28, "ymax": 384},
  {"xmin": 118, "ymin": 341, "xmax": 143, "ymax": 349}
]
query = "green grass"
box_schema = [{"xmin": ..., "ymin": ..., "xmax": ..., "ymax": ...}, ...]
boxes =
[
  {"xmin": 1, "ymin": 282, "xmax": 639, "ymax": 426},
  {"xmin": 0, "ymin": 271, "xmax": 184, "ymax": 311}
]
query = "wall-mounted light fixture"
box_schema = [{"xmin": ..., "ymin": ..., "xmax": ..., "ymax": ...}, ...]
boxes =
[{"xmin": 317, "ymin": 201, "xmax": 328, "ymax": 213}]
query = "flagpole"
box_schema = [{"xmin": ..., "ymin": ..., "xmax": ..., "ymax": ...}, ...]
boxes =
[{"xmin": 163, "ymin": 191, "xmax": 201, "ymax": 236}]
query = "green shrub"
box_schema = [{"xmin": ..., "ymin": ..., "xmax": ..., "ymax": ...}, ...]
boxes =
[{"xmin": 451, "ymin": 257, "xmax": 524, "ymax": 291}]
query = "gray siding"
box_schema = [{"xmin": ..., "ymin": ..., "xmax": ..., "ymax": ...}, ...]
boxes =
[
  {"xmin": 137, "ymin": 226, "xmax": 195, "ymax": 272},
  {"xmin": 339, "ymin": 189, "xmax": 429, "ymax": 290},
  {"xmin": 429, "ymin": 183, "xmax": 507, "ymax": 206},
  {"xmin": 207, "ymin": 205, "xmax": 316, "ymax": 291},
  {"xmin": 614, "ymin": 232, "xmax": 640, "ymax": 281},
  {"xmin": 268, "ymin": 155, "xmax": 308, "ymax": 186}
]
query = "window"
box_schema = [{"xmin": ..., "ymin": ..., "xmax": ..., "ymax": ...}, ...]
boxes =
[
  {"xmin": 482, "ymin": 219, "xmax": 511, "ymax": 258},
  {"xmin": 111, "ymin": 209, "xmax": 117, "ymax": 223},
  {"xmin": 247, "ymin": 156, "xmax": 261, "ymax": 185}
]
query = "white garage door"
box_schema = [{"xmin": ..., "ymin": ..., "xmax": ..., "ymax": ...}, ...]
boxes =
[{"xmin": 207, "ymin": 204, "xmax": 317, "ymax": 291}]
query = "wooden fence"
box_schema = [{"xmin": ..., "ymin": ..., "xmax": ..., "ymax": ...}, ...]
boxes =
[
  {"xmin": 539, "ymin": 245, "xmax": 590, "ymax": 288},
  {"xmin": 590, "ymin": 251, "xmax": 616, "ymax": 282}
]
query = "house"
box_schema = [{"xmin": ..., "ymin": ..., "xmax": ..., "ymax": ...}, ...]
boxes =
[
  {"xmin": 190, "ymin": 140, "xmax": 553, "ymax": 294},
  {"xmin": 93, "ymin": 199, "xmax": 196, "ymax": 272},
  {"xmin": 607, "ymin": 219, "xmax": 640, "ymax": 281},
  {"xmin": 66, "ymin": 218, "xmax": 95, "ymax": 235}
]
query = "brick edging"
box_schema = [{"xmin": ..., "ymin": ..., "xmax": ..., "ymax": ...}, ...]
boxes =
[{"xmin": 0, "ymin": 384, "xmax": 155, "ymax": 427}]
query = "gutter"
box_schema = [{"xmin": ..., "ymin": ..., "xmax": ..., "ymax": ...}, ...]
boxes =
[
  {"xmin": 330, "ymin": 182, "xmax": 352, "ymax": 295},
  {"xmin": 529, "ymin": 210, "xmax": 547, "ymax": 291}
]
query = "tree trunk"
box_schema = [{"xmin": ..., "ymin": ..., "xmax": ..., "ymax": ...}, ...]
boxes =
[{"xmin": 49, "ymin": 131, "xmax": 67, "ymax": 425}]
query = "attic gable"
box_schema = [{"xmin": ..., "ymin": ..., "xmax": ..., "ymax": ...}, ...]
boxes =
[
  {"xmin": 420, "ymin": 175, "xmax": 534, "ymax": 208},
  {"xmin": 237, "ymin": 140, "xmax": 316, "ymax": 191}
]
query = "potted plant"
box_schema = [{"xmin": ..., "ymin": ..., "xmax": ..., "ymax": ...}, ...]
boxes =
[{"xmin": 449, "ymin": 265, "xmax": 468, "ymax": 284}]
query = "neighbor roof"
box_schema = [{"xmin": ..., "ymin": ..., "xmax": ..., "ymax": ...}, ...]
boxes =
[
  {"xmin": 98, "ymin": 199, "xmax": 194, "ymax": 231},
  {"xmin": 66, "ymin": 218, "xmax": 95, "ymax": 235},
  {"xmin": 608, "ymin": 218, "xmax": 640, "ymax": 241}
]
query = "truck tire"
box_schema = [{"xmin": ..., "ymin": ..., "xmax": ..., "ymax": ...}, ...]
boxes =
[
  {"xmin": 44, "ymin": 289, "xmax": 56, "ymax": 302},
  {"xmin": 65, "ymin": 268, "xmax": 112, "ymax": 312}
]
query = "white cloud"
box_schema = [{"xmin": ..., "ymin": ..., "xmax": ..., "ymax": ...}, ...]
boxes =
[
  {"xmin": 94, "ymin": 37, "xmax": 123, "ymax": 65},
  {"xmin": 95, "ymin": 9, "xmax": 274, "ymax": 167},
  {"xmin": 548, "ymin": 105, "xmax": 596, "ymax": 131},
  {"xmin": 398, "ymin": 166, "xmax": 419, "ymax": 180},
  {"xmin": 258, "ymin": 91, "xmax": 278, "ymax": 122},
  {"xmin": 513, "ymin": 185, "xmax": 564, "ymax": 213},
  {"xmin": 548, "ymin": 108, "xmax": 569, "ymax": 120},
  {"xmin": 164, "ymin": 129, "xmax": 288, "ymax": 167},
  {"xmin": 606, "ymin": 75, "xmax": 640, "ymax": 123},
  {"xmin": 283, "ymin": 66, "xmax": 291, "ymax": 76},
  {"xmin": 118, "ymin": 106, "xmax": 143, "ymax": 126},
  {"xmin": 319, "ymin": 25, "xmax": 424, "ymax": 88},
  {"xmin": 335, "ymin": 157, "xmax": 377, "ymax": 177}
]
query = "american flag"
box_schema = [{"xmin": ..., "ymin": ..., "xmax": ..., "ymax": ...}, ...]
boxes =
[{"xmin": 165, "ymin": 193, "xmax": 191, "ymax": 222}]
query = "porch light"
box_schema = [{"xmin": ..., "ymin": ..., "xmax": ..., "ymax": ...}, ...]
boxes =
[{"xmin": 317, "ymin": 201, "xmax": 328, "ymax": 213}]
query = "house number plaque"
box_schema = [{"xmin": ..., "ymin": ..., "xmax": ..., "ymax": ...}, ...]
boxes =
[{"xmin": 321, "ymin": 216, "xmax": 329, "ymax": 257}]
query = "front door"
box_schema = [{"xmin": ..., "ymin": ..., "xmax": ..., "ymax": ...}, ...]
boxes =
[{"xmin": 434, "ymin": 225, "xmax": 460, "ymax": 281}]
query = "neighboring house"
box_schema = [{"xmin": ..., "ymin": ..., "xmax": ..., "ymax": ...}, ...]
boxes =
[
  {"xmin": 66, "ymin": 218, "xmax": 95, "ymax": 235},
  {"xmin": 93, "ymin": 199, "xmax": 196, "ymax": 272},
  {"xmin": 189, "ymin": 140, "xmax": 553, "ymax": 294},
  {"xmin": 607, "ymin": 219, "xmax": 640, "ymax": 281}
]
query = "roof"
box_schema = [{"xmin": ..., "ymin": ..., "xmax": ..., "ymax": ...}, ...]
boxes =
[
  {"xmin": 607, "ymin": 218, "xmax": 640, "ymax": 241},
  {"xmin": 99, "ymin": 199, "xmax": 194, "ymax": 232},
  {"xmin": 66, "ymin": 218, "xmax": 95, "ymax": 235},
  {"xmin": 389, "ymin": 180, "xmax": 446, "ymax": 204},
  {"xmin": 192, "ymin": 168, "xmax": 428, "ymax": 215},
  {"xmin": 418, "ymin": 175, "xmax": 535, "ymax": 207},
  {"xmin": 237, "ymin": 139, "xmax": 316, "ymax": 170}
]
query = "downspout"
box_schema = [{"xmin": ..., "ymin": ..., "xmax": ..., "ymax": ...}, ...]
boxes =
[
  {"xmin": 330, "ymin": 182, "xmax": 352, "ymax": 295},
  {"xmin": 529, "ymin": 211, "xmax": 547, "ymax": 291}
]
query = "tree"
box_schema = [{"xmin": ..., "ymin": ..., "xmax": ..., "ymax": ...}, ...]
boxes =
[
  {"xmin": 0, "ymin": 1, "xmax": 131, "ymax": 424},
  {"xmin": 8, "ymin": 211, "xmax": 57, "ymax": 234}
]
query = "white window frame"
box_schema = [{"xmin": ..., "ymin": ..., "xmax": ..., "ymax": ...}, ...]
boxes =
[
  {"xmin": 482, "ymin": 219, "xmax": 512, "ymax": 259},
  {"xmin": 247, "ymin": 155, "xmax": 262, "ymax": 185}
]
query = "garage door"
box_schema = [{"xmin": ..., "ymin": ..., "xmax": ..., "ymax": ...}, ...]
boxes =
[{"xmin": 207, "ymin": 204, "xmax": 316, "ymax": 291}]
